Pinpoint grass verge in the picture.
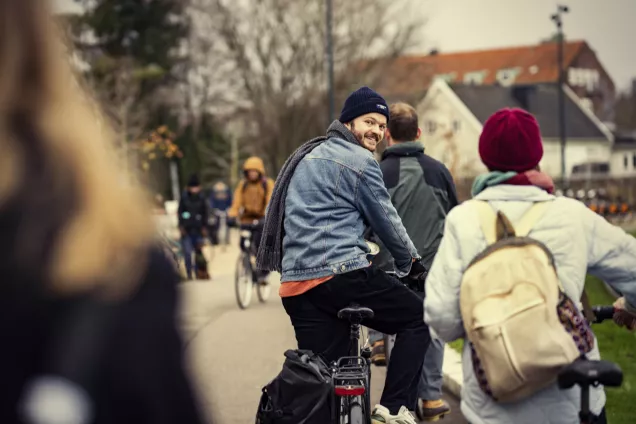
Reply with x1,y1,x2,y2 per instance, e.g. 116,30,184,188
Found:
585,275,635,423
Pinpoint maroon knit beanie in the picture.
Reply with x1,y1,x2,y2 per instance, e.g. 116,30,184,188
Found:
478,108,543,172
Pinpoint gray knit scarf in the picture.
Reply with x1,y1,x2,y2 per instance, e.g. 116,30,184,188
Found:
256,120,362,272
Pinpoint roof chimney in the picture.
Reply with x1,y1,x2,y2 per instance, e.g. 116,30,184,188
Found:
429,48,439,56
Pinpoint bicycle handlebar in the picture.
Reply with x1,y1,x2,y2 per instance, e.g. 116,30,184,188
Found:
239,220,264,231
592,306,615,324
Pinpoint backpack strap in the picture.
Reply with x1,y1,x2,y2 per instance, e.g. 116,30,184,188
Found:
262,179,269,210
580,289,596,324
473,200,498,245
514,201,551,237
474,200,551,244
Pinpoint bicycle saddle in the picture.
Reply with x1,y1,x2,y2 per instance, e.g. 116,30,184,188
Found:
337,305,374,322
557,359,623,389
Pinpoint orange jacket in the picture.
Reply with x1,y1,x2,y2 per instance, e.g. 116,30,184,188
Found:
228,157,275,223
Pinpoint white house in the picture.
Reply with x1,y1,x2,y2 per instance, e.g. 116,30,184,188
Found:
415,79,614,180
610,133,636,177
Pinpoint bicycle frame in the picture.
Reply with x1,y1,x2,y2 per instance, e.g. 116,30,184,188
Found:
239,226,260,281
575,306,617,424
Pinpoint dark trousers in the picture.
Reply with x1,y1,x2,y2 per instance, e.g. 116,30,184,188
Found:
181,232,203,278
249,225,269,281
282,266,430,414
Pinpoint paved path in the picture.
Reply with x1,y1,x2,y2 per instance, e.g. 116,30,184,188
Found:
177,242,467,423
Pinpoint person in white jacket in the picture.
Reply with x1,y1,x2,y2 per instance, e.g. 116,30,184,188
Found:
424,108,636,424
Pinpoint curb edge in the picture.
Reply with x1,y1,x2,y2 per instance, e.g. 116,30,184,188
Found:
442,345,463,399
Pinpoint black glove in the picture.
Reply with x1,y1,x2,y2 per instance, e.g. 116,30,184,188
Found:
227,217,238,228
408,260,428,281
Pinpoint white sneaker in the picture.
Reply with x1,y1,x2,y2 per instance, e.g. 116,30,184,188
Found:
371,404,417,424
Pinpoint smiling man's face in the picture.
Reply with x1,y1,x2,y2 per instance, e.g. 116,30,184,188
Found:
345,112,387,152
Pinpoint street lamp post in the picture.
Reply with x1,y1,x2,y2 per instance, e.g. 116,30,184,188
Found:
326,0,335,123
551,5,569,189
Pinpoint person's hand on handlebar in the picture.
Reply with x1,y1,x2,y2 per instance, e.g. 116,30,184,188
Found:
612,297,636,331
227,217,238,228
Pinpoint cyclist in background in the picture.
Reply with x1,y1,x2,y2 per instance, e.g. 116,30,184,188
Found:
209,181,232,246
228,156,274,284
368,103,457,421
178,174,210,280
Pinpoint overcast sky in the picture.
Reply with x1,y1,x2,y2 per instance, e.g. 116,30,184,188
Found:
53,0,635,91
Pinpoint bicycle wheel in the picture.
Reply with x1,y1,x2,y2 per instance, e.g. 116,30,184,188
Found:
364,373,372,424
235,253,253,309
348,398,365,424
257,279,271,303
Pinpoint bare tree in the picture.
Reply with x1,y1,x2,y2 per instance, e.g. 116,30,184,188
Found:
86,57,151,177
188,0,426,173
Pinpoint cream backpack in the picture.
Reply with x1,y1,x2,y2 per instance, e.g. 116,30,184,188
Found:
460,200,594,403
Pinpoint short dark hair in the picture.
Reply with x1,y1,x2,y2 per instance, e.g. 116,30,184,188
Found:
388,103,419,142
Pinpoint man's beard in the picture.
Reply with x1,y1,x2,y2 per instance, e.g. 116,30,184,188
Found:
350,122,380,151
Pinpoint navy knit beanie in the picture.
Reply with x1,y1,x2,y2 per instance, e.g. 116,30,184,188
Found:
339,87,389,124
187,173,200,187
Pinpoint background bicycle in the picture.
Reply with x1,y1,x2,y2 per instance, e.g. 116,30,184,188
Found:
235,220,271,309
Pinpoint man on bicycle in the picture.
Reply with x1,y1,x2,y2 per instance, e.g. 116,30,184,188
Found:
368,102,458,421
228,156,275,284
257,87,430,424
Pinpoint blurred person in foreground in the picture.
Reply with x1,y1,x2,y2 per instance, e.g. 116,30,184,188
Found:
0,2,206,424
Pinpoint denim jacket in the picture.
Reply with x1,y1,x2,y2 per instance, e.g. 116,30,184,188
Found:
281,123,420,282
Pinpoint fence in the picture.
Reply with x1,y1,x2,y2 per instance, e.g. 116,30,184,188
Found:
453,175,636,204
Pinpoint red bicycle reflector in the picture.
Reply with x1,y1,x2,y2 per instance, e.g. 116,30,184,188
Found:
334,385,366,396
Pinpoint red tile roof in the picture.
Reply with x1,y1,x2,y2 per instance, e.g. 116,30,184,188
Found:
372,40,587,97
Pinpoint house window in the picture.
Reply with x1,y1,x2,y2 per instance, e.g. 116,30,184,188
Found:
496,68,521,86
632,154,636,168
463,71,487,85
433,72,457,83
425,121,437,134
624,154,629,169
568,68,600,92
452,120,461,132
